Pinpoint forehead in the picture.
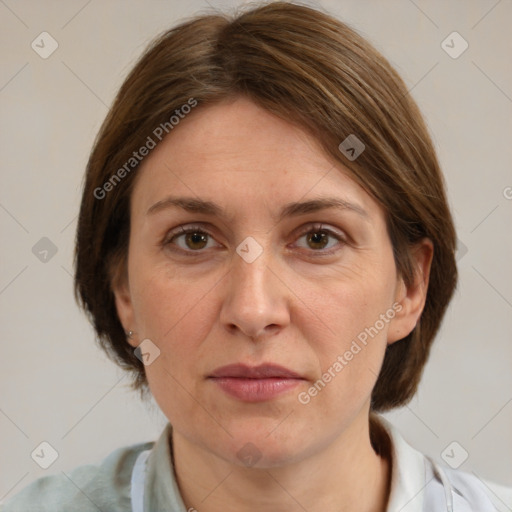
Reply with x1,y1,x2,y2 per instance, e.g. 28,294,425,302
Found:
131,97,382,220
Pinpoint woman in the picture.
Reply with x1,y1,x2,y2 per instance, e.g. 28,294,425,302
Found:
2,2,507,511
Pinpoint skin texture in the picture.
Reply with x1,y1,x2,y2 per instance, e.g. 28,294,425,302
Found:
114,96,432,512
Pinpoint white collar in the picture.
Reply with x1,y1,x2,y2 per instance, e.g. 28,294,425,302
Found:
133,418,501,511
134,419,430,512
377,416,428,511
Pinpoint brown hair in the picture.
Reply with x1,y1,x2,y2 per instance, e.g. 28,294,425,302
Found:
74,1,457,411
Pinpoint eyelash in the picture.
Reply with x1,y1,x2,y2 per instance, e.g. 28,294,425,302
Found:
163,223,347,257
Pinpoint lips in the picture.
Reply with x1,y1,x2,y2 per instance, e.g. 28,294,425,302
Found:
208,364,305,402
209,363,302,379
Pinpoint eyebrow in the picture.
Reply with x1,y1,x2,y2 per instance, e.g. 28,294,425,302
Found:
146,196,369,222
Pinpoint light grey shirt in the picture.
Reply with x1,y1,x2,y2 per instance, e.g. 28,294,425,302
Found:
1,416,509,511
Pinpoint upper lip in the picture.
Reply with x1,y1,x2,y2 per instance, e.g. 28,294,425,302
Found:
209,363,303,379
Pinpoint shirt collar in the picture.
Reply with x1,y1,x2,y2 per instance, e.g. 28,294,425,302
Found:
145,417,428,512
377,415,427,512
145,423,188,511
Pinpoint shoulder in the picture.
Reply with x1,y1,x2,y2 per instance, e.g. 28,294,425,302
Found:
427,463,512,512
374,415,512,511
0,440,154,512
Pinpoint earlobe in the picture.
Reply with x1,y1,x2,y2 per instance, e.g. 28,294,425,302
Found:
387,238,433,345
113,279,137,347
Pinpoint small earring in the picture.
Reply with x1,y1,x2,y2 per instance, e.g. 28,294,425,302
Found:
126,330,134,339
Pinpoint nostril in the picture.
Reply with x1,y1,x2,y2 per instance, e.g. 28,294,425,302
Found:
265,324,280,335
224,322,281,339
227,323,237,333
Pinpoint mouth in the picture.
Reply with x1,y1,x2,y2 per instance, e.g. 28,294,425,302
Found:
208,363,305,402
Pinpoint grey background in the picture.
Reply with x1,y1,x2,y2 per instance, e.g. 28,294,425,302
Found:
1,0,511,505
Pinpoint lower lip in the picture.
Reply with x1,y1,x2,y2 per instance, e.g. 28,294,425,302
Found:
209,377,302,402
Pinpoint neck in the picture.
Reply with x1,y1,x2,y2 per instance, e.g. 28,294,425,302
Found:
171,413,392,512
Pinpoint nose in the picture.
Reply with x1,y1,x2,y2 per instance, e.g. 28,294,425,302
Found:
219,247,291,340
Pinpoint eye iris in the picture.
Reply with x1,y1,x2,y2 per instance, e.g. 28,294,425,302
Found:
179,230,334,251
185,232,208,250
307,231,328,249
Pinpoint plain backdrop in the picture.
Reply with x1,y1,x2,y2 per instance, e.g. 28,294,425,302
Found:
1,0,511,505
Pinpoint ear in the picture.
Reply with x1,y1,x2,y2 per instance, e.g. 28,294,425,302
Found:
387,238,434,345
112,277,138,348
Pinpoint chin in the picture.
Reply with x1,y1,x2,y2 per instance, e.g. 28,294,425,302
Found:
214,422,313,469
225,440,302,469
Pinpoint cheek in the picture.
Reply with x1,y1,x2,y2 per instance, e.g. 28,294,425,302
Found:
129,261,221,389
133,270,222,428
130,258,219,341
296,260,395,347
293,264,396,402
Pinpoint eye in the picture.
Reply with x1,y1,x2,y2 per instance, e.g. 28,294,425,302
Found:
163,223,345,255
165,226,220,252
293,224,345,253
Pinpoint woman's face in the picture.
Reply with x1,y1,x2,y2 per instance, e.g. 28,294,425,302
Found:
115,96,428,467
